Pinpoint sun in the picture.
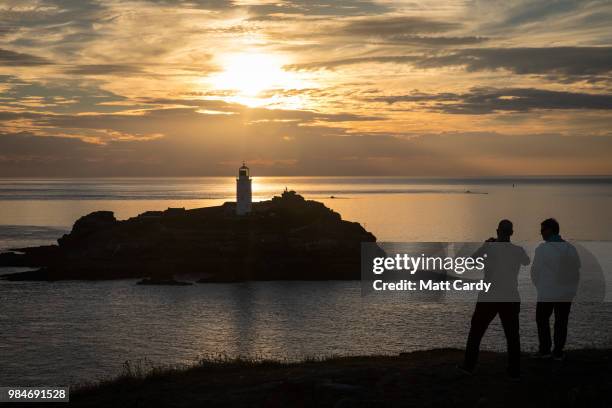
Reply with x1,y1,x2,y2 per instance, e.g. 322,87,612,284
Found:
207,52,307,107
213,53,282,96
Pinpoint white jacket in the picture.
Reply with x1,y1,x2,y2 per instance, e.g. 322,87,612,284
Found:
531,239,581,302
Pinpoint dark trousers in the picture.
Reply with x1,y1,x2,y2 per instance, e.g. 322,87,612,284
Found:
464,302,521,375
536,302,572,356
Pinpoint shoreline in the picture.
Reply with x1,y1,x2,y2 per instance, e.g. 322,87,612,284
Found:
62,348,612,407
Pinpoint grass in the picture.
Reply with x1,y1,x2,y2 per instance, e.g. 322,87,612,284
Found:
44,348,612,407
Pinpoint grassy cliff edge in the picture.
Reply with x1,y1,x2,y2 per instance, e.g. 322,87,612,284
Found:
57,348,612,407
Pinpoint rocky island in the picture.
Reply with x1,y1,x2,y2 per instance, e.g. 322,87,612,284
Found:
0,191,376,282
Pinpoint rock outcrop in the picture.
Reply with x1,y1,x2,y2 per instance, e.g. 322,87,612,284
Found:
0,191,376,281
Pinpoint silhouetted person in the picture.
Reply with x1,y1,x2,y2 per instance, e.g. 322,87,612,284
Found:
461,220,530,378
531,218,580,360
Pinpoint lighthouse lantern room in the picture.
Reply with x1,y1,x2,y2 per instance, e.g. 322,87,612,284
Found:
236,162,252,215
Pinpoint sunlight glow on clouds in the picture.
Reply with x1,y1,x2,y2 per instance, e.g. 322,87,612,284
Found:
0,0,611,176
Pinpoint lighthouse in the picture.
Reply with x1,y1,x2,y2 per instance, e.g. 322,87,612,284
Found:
236,162,252,215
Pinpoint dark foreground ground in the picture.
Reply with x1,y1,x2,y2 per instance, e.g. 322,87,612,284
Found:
18,349,612,407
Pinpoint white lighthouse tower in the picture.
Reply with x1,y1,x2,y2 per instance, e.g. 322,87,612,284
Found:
236,162,252,215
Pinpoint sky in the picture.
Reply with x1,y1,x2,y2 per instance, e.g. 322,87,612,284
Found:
0,0,611,176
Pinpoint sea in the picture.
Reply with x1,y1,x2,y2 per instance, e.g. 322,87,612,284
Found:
1,177,611,386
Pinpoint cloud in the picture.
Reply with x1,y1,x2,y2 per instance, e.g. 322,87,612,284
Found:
1,130,611,177
16,105,382,133
0,48,51,66
139,0,235,10
262,15,472,45
381,35,488,46
0,0,105,28
373,87,612,113
285,55,421,71
62,64,146,76
470,0,611,33
416,47,612,77
0,76,128,114
498,0,583,27
340,16,460,36
248,0,390,18
287,46,612,80
279,15,487,70
0,100,384,156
